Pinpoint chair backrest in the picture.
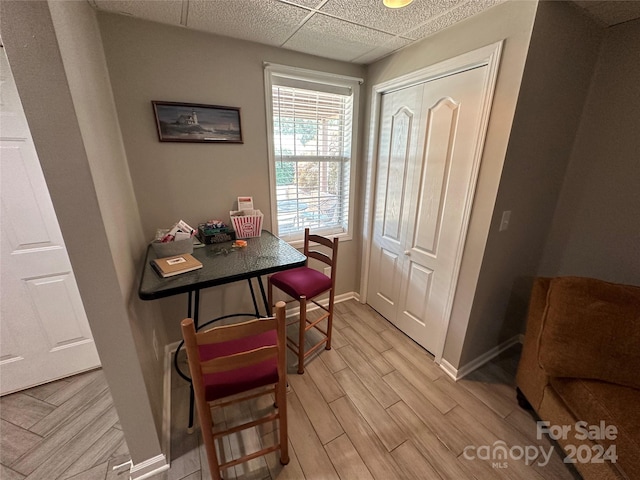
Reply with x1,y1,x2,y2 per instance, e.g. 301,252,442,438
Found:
181,302,287,386
303,228,339,280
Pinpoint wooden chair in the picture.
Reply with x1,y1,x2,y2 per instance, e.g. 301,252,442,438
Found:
180,302,289,480
268,228,338,374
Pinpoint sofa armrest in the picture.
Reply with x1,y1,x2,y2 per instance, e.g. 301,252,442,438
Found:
516,277,551,410
537,276,640,389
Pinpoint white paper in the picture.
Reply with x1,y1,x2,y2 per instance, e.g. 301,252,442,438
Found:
174,231,191,241
237,196,254,211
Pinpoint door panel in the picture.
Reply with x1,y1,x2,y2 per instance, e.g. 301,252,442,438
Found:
26,275,94,350
402,262,433,325
375,248,400,306
368,65,491,355
382,108,412,241
2,143,59,249
0,47,100,395
412,97,459,256
367,85,423,321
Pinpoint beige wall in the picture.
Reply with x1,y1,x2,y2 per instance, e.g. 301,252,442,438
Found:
97,12,366,340
365,0,538,369
1,0,164,468
539,17,640,285
458,1,604,367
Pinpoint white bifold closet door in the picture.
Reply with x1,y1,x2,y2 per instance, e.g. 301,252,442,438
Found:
368,64,490,356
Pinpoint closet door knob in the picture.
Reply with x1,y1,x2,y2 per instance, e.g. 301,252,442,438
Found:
404,250,411,256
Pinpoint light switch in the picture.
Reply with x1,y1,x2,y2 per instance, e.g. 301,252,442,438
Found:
499,210,511,232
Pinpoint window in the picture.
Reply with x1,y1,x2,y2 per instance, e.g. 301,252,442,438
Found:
265,64,361,243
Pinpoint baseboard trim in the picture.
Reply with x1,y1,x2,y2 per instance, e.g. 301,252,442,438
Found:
161,343,174,464
439,334,523,381
129,454,169,480
438,358,459,381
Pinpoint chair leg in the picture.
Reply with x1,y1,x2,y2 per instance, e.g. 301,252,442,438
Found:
276,379,289,465
298,296,306,374
326,290,335,350
198,402,222,480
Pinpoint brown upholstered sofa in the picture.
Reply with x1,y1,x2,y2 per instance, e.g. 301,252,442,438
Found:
516,276,640,480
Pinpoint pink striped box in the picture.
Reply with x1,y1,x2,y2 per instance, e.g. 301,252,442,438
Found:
229,210,263,238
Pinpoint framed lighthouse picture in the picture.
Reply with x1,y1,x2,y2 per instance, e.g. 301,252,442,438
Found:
151,101,243,143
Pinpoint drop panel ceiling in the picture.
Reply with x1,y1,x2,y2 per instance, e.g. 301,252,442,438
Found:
90,0,640,64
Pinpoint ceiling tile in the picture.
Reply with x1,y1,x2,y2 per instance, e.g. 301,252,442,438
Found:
283,13,409,62
187,0,311,46
94,0,183,25
320,0,465,35
405,0,504,40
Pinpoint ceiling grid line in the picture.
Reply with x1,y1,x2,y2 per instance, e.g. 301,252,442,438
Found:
279,8,322,48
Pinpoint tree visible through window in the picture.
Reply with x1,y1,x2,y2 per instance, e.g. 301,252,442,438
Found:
266,66,360,242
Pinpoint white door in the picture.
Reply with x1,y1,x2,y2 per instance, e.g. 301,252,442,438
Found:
367,83,424,323
0,47,100,396
368,65,491,355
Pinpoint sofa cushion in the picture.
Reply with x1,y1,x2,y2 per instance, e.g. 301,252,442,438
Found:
537,276,640,389
550,377,640,480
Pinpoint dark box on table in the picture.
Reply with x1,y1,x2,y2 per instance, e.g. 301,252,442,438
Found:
197,225,236,244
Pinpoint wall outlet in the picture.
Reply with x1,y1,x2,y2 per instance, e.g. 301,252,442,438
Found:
499,210,511,232
324,266,331,277
152,329,159,362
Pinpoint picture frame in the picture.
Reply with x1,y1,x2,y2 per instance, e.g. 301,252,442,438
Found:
151,101,243,143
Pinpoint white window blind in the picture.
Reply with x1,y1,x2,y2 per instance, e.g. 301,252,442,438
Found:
266,66,360,242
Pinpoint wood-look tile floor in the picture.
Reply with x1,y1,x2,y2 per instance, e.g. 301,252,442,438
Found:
163,300,580,480
0,368,131,480
0,299,580,480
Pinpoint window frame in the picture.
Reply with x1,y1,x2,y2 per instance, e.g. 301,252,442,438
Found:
264,63,362,246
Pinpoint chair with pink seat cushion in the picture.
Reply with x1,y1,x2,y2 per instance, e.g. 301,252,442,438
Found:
268,228,338,374
181,302,288,480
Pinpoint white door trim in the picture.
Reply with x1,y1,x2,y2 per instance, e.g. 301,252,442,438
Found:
360,41,503,363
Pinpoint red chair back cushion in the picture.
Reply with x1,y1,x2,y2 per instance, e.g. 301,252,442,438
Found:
198,330,278,401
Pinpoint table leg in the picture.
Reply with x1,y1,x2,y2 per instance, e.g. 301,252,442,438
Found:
257,276,269,316
186,289,201,431
187,384,195,434
247,278,260,317
193,290,200,329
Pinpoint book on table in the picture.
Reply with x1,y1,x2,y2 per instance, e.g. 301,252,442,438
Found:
152,253,203,278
